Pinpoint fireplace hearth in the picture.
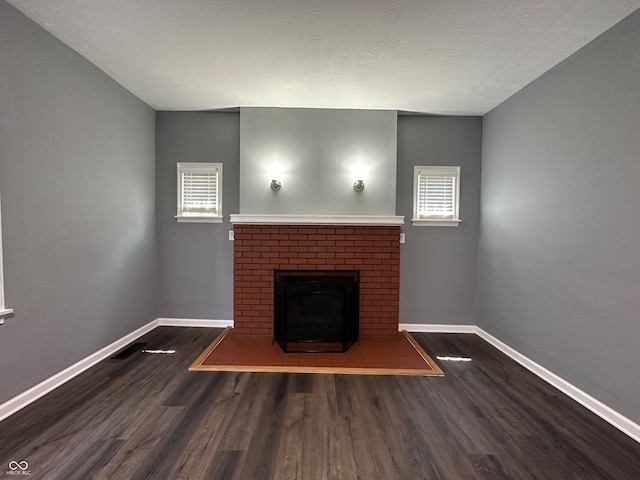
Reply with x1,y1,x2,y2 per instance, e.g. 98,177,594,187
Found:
274,270,359,352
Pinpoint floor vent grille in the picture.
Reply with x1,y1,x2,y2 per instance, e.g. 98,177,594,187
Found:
111,342,147,359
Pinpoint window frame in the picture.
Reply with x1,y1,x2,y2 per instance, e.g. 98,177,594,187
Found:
175,162,223,223
412,165,461,227
0,193,13,322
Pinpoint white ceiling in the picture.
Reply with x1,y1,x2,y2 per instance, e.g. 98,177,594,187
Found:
8,0,640,114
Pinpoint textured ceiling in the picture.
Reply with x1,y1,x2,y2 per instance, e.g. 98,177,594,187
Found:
7,0,640,114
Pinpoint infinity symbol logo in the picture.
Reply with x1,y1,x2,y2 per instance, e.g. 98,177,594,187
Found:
8,460,28,470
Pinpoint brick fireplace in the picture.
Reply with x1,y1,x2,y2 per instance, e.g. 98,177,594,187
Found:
232,222,401,337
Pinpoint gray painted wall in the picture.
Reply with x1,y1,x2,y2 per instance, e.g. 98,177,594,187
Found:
397,116,482,325
0,2,156,404
478,9,640,423
240,108,397,215
157,113,481,325
156,112,239,319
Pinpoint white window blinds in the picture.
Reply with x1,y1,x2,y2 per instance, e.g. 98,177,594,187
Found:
176,163,223,222
182,171,218,214
413,166,461,226
417,173,455,218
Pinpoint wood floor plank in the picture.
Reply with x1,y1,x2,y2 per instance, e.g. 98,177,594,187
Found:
234,373,290,479
132,374,227,480
170,374,253,479
96,406,185,479
1,327,639,479
272,391,306,479
58,438,123,480
200,450,243,480
303,375,360,480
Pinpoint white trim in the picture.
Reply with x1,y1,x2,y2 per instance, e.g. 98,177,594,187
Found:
175,216,224,223
412,165,461,226
399,323,476,333
156,318,234,328
476,327,640,444
2,318,638,444
0,318,159,423
229,214,405,226
0,192,11,321
411,219,461,227
0,317,233,422
177,162,223,222
398,322,640,443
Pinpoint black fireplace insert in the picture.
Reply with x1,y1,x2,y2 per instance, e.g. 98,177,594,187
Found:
274,270,359,352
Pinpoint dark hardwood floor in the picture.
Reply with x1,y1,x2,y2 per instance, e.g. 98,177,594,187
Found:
1,327,639,479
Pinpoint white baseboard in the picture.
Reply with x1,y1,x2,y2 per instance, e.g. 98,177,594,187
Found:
399,323,476,333
2,318,638,445
0,317,231,423
476,327,640,444
156,318,234,328
0,318,159,423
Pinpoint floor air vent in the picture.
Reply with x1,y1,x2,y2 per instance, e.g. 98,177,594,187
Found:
111,342,147,359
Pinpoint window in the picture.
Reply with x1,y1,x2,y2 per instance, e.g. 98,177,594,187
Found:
176,163,223,223
412,166,461,227
0,193,13,322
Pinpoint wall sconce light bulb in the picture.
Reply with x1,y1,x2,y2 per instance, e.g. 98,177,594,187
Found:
271,179,282,191
353,179,365,192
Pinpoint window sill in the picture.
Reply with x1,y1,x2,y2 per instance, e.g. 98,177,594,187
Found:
175,216,223,224
412,218,461,227
0,308,13,324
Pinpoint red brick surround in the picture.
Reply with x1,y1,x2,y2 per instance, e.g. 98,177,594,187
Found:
233,225,400,336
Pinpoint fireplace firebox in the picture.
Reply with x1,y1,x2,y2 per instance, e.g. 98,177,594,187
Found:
274,270,359,352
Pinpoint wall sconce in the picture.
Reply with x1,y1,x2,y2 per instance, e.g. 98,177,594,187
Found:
353,179,365,192
270,179,282,191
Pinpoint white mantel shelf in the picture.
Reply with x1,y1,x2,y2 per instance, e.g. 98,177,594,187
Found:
229,214,405,226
